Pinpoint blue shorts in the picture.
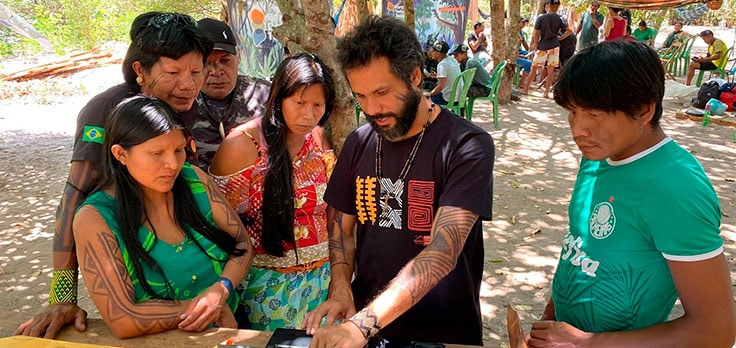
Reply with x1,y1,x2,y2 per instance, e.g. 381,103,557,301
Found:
516,57,532,73
431,93,448,106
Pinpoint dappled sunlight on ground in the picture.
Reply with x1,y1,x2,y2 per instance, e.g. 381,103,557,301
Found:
0,68,735,345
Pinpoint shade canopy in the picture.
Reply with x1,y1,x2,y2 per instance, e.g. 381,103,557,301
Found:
597,0,704,10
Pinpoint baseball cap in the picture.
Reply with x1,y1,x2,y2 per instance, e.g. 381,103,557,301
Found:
473,21,484,29
433,40,450,54
699,29,714,37
546,0,561,4
197,18,237,55
450,44,470,55
520,16,529,22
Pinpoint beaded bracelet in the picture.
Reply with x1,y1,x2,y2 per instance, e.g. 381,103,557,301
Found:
49,269,78,304
217,276,234,296
348,308,381,339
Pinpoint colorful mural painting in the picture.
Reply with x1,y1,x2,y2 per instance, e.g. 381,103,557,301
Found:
227,0,284,79
227,0,470,79
383,0,469,50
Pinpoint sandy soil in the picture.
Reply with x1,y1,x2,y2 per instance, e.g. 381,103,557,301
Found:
1,30,736,346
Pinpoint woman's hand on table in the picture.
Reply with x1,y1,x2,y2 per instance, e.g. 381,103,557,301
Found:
178,284,229,332
215,306,237,329
14,303,88,339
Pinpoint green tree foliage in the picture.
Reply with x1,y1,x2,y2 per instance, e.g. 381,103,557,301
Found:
0,0,221,57
698,5,736,27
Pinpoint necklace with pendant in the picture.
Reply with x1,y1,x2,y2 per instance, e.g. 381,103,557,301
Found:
201,94,235,140
375,102,435,207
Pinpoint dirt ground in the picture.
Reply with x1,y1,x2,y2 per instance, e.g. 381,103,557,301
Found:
1,29,736,346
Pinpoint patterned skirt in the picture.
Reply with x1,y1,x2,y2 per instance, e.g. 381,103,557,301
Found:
237,261,330,331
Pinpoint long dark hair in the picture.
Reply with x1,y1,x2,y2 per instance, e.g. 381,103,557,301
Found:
122,12,213,88
99,96,245,299
261,53,335,257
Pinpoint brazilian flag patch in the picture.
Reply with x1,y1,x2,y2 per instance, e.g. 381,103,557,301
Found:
82,126,105,144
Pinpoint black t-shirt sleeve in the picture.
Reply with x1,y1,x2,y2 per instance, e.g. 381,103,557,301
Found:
534,15,544,30
324,132,359,216
71,97,118,163
438,131,494,220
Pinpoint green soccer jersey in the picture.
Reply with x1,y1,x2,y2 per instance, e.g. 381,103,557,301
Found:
553,138,722,333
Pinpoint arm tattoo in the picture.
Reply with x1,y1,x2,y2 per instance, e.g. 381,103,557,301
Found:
392,206,478,304
203,176,249,264
80,231,182,335
328,210,350,267
53,161,99,267
53,161,98,252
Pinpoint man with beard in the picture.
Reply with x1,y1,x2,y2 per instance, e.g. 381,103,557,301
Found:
302,15,494,347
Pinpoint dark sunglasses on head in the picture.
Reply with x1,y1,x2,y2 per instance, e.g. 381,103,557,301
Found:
147,13,196,29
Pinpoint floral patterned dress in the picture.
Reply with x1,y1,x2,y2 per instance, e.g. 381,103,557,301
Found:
212,131,335,330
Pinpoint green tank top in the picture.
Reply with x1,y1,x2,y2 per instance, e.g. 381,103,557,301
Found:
80,163,238,311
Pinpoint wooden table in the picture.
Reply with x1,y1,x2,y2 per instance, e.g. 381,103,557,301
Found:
0,310,271,347
0,310,494,348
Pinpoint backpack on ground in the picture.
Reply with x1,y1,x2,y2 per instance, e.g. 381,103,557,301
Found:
692,80,721,109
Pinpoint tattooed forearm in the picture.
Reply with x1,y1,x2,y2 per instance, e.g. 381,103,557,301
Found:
203,176,249,264
326,207,357,297
392,206,478,304
53,161,99,267
79,230,183,337
328,210,350,267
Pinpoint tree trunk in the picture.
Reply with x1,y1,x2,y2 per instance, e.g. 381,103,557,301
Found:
272,0,306,55
267,0,356,154
535,0,546,15
491,0,506,66
467,0,479,24
301,0,355,154
499,0,521,104
490,0,506,67
336,0,361,37
356,0,370,18
403,0,414,30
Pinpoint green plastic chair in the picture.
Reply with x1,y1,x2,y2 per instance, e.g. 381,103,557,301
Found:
445,67,476,118
467,61,506,128
674,35,696,76
696,46,733,87
660,40,684,80
512,65,523,87
725,59,736,83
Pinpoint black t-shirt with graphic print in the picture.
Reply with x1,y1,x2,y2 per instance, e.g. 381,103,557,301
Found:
325,109,494,345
